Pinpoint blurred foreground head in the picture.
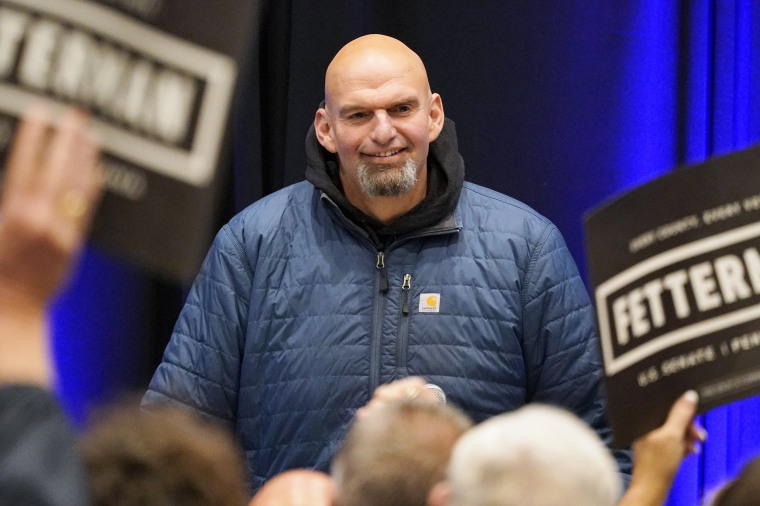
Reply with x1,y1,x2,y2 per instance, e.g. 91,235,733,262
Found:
332,398,473,506
80,402,248,506
711,455,760,506
440,404,621,506
248,469,333,506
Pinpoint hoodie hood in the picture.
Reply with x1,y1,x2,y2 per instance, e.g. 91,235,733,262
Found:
304,118,465,243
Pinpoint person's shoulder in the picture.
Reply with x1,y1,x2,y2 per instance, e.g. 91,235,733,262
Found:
239,181,313,214
229,181,314,225
459,181,552,227
207,181,315,249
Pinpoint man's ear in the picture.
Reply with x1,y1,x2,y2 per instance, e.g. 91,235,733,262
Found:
427,481,452,506
427,93,445,142
314,108,337,153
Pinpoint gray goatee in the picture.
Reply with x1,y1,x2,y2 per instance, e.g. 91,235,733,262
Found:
357,158,418,197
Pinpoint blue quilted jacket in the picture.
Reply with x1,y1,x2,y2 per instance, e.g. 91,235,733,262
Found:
144,124,631,490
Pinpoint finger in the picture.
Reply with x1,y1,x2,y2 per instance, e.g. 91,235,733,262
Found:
3,105,50,199
683,422,707,457
68,116,100,192
42,109,102,247
374,377,426,401
687,422,707,443
356,398,383,420
664,390,699,432
401,378,428,400
67,125,103,229
39,108,90,199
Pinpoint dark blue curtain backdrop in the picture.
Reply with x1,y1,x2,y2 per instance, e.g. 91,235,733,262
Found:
49,2,760,503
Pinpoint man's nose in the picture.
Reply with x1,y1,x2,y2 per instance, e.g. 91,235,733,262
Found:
370,112,396,144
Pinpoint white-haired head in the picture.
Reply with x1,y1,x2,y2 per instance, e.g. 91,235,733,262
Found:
445,404,622,506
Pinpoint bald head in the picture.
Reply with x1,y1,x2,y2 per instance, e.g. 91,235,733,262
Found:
249,470,333,506
313,34,444,224
332,399,472,506
324,34,432,110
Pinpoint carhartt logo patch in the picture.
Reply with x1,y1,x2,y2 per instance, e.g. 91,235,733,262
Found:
419,293,440,313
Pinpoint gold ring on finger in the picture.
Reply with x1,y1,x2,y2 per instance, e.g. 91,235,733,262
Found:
59,189,88,221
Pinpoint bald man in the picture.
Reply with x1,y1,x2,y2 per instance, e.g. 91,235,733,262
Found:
248,469,333,506
145,34,632,492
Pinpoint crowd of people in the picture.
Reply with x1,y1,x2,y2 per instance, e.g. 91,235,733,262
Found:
1,34,759,506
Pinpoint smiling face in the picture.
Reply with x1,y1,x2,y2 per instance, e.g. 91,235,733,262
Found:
314,35,444,221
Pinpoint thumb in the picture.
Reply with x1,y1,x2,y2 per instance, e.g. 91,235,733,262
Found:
664,390,699,432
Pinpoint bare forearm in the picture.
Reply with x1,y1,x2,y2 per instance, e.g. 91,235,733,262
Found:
0,300,52,388
0,107,101,389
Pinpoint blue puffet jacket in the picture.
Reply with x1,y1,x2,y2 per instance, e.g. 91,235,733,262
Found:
144,120,632,490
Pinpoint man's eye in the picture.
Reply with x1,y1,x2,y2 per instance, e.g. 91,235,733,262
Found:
394,105,412,113
348,112,367,120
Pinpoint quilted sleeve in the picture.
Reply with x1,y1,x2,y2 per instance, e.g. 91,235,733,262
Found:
142,223,253,427
521,224,633,483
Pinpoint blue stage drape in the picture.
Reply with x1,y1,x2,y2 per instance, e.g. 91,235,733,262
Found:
614,1,760,504
51,247,151,426
687,1,760,504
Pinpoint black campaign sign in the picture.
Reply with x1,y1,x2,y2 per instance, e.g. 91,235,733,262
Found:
0,0,258,280
585,144,760,446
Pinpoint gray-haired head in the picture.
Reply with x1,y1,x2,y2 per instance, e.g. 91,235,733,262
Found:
445,404,622,506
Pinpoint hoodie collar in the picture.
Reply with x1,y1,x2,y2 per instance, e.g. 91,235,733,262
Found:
305,118,465,244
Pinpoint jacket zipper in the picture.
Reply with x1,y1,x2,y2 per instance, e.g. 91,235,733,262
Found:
370,251,387,394
317,194,459,395
376,252,388,293
397,273,412,371
401,273,412,315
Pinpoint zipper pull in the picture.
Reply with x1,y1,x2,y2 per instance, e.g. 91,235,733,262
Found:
377,252,388,293
402,273,412,315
